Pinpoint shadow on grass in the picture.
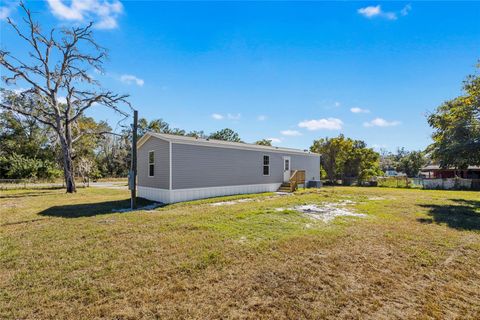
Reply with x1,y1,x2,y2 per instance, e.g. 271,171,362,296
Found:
418,199,480,231
38,197,155,218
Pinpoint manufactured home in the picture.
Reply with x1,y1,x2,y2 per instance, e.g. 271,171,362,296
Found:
137,132,321,203
420,165,480,179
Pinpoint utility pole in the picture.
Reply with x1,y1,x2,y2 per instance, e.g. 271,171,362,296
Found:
131,110,138,209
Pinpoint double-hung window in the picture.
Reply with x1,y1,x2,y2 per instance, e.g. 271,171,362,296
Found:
148,151,155,177
263,155,270,176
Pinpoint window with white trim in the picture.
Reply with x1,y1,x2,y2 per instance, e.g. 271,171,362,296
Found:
148,151,155,177
263,155,270,176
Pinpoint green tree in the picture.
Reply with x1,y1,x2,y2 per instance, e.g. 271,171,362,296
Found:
0,111,54,161
255,139,272,146
395,150,427,177
357,148,383,181
73,117,111,159
0,153,61,180
185,130,207,139
379,147,428,177
138,118,171,137
427,67,480,168
209,128,242,142
68,116,114,180
137,117,189,138
0,110,62,180
310,135,381,183
310,135,350,183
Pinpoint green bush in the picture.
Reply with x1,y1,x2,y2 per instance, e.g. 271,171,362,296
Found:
0,153,62,181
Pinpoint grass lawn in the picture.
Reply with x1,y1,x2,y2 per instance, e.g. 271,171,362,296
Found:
1,187,479,319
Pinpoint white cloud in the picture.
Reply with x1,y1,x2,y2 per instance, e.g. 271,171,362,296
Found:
210,113,241,120
227,113,241,120
400,4,412,16
358,5,381,18
267,137,282,143
47,0,83,20
57,96,67,104
383,12,397,20
350,107,370,114
257,115,267,121
334,101,341,107
357,5,397,20
46,0,123,30
95,16,117,29
298,118,343,131
281,130,302,137
363,118,400,127
211,113,224,120
0,6,11,20
120,74,144,86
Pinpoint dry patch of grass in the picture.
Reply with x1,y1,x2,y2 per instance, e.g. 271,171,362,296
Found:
1,187,479,319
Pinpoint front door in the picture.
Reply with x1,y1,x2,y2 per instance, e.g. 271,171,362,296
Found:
283,156,291,182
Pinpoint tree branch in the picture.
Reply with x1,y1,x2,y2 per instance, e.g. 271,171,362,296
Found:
0,102,57,130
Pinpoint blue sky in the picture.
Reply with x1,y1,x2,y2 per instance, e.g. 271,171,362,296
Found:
1,1,479,151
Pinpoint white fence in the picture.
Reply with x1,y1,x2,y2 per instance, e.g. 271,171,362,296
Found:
377,177,479,190
413,178,479,190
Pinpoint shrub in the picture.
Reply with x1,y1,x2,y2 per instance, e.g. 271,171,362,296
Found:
0,153,62,181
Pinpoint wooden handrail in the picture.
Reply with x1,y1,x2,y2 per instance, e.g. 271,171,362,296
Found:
289,170,306,192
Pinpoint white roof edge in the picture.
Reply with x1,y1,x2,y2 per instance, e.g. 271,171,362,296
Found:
136,132,152,148
138,132,321,157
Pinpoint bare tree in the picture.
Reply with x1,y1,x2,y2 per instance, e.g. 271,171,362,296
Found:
0,3,130,192
77,157,94,187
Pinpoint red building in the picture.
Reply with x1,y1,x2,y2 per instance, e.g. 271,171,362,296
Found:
420,165,480,179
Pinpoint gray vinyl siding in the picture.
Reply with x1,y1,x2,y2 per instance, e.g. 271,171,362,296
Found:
172,143,320,190
137,137,170,189
289,154,321,182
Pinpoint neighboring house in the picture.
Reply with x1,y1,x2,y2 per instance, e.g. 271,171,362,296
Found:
137,132,321,203
420,165,480,179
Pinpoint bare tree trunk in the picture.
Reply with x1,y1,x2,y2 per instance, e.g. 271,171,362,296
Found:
59,129,76,193
60,144,76,193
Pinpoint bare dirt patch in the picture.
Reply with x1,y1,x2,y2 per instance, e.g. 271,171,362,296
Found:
277,200,366,223
210,198,255,206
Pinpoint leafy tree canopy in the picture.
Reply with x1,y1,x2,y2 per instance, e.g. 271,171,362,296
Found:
310,134,382,183
0,110,54,161
208,128,242,142
255,139,272,146
379,148,428,177
427,67,480,168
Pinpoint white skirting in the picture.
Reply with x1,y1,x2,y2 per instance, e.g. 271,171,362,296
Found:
137,183,282,204
137,186,171,203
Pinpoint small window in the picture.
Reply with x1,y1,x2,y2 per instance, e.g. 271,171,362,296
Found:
263,155,270,176
284,159,290,171
148,151,155,177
